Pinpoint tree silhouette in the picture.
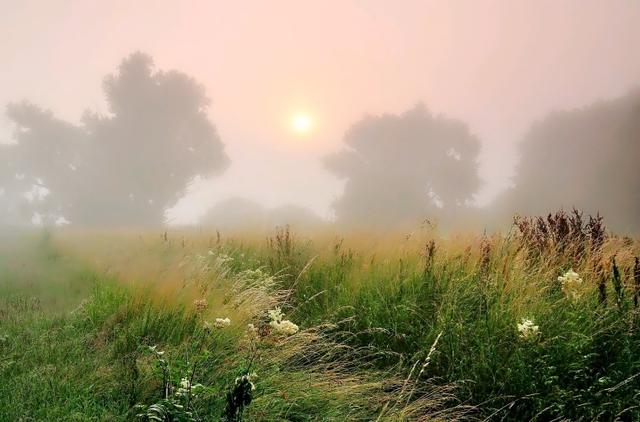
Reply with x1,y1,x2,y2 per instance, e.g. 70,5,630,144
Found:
495,89,640,233
325,104,482,227
0,52,228,226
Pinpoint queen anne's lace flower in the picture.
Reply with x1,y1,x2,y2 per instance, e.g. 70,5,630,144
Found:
271,319,299,335
267,307,299,335
517,318,539,339
558,269,582,285
268,307,284,323
558,269,583,299
214,317,231,328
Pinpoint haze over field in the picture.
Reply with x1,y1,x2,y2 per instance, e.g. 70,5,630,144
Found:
3,4,640,420
1,0,639,231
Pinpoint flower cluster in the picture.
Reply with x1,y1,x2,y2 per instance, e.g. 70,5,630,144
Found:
215,317,231,328
268,307,299,335
203,317,232,330
267,307,284,323
558,269,583,299
193,298,208,312
274,320,299,335
517,318,539,339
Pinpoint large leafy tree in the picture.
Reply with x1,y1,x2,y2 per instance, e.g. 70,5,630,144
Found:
325,104,482,227
0,52,228,226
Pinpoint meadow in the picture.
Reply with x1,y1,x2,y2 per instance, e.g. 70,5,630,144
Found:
1,211,639,421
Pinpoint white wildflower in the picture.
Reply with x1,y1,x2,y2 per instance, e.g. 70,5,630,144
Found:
268,307,284,323
558,269,583,299
247,323,257,333
214,317,231,328
517,318,539,339
558,269,583,286
268,307,299,335
271,319,299,335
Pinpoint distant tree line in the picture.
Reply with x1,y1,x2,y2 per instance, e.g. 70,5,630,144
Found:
1,52,638,233
493,89,640,233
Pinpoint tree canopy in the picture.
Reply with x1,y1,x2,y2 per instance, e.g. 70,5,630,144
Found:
0,52,228,226
495,89,640,233
324,104,482,228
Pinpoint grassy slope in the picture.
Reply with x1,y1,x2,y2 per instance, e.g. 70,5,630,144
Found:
1,228,639,420
208,228,640,420
0,231,450,421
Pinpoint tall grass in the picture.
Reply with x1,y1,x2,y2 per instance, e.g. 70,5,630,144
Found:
0,228,460,421
1,217,639,420
152,220,638,420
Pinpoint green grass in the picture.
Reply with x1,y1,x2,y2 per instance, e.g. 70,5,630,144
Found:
214,228,640,420
1,227,639,420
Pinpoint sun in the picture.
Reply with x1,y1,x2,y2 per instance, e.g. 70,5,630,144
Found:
290,112,314,135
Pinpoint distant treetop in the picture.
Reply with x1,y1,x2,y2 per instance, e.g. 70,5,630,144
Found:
0,52,228,227
325,104,482,228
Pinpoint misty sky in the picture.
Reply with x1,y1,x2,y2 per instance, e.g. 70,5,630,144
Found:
1,0,639,224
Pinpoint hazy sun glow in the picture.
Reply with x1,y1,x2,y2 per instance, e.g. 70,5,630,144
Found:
290,112,313,135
